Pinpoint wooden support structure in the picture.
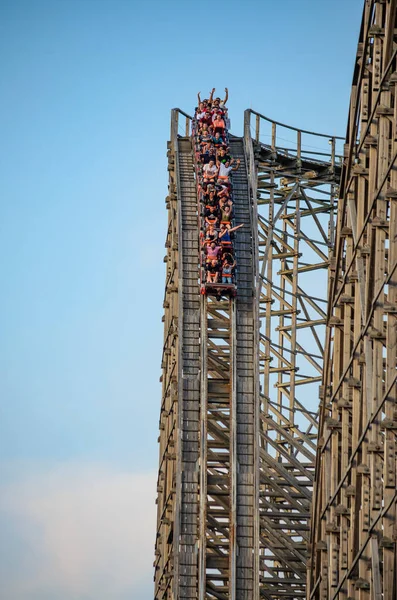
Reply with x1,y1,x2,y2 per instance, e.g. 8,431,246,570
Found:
154,111,259,599
154,35,397,592
155,104,345,598
309,2,397,599
244,109,343,600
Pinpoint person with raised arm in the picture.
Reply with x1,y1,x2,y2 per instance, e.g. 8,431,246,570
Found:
218,223,244,246
217,158,241,183
198,89,215,107
222,87,228,107
217,182,232,200
219,195,233,212
222,257,236,284
212,87,229,109
220,204,233,225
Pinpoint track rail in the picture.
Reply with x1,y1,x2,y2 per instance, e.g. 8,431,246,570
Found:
175,135,201,599
155,110,258,600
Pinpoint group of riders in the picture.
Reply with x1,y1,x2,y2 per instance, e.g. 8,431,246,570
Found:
192,88,243,291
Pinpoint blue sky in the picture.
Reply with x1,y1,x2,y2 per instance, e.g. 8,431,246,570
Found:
0,0,362,598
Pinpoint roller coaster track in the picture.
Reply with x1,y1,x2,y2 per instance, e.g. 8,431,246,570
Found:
154,105,342,600
155,4,397,594
155,115,259,600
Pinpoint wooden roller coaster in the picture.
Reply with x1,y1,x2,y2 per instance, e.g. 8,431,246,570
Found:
154,2,397,598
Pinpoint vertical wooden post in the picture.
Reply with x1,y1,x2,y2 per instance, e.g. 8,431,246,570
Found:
309,3,397,598
255,113,260,142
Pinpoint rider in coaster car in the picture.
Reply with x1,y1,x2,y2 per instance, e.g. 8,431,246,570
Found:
220,204,233,224
203,160,218,183
205,190,218,208
196,104,207,121
217,158,240,183
206,241,222,263
212,132,226,148
211,107,224,122
205,207,219,229
201,109,213,129
212,88,228,110
204,202,220,218
218,196,233,212
222,257,236,284
219,222,244,245
199,129,213,148
199,181,215,198
217,146,231,164
205,182,216,195
212,113,226,135
206,259,220,284
198,121,210,136
201,145,217,164
204,224,218,245
217,182,232,199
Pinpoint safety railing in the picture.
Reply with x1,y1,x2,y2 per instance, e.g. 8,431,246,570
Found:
170,108,192,148
244,108,344,164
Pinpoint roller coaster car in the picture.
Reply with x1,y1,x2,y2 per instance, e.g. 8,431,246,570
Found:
201,283,237,298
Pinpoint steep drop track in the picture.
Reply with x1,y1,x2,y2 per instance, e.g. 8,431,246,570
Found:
155,112,258,600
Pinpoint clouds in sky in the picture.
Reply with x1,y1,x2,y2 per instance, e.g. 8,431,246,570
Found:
0,462,156,600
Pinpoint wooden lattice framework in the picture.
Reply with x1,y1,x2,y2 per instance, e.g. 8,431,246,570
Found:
154,93,373,598
153,5,397,600
244,111,343,599
309,2,397,598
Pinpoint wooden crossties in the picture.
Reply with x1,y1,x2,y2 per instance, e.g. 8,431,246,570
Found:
155,111,258,599
200,296,235,599
244,110,343,599
309,2,397,599
199,138,259,600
